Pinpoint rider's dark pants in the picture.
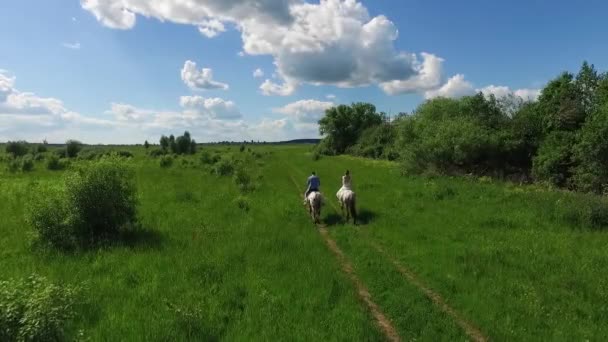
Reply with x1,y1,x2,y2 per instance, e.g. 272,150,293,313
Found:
305,188,319,198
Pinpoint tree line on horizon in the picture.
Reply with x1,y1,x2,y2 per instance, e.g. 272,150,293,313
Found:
316,61,608,195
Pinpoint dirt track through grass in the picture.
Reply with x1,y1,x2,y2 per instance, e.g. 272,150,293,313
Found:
370,241,488,342
289,161,486,342
286,170,401,342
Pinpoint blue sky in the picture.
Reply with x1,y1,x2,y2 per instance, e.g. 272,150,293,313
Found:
1,0,607,143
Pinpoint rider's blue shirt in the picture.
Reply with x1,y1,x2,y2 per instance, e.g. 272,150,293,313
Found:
307,175,320,190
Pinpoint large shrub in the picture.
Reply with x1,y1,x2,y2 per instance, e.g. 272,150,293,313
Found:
159,155,173,168
65,140,82,158
5,155,35,173
20,155,34,172
349,123,397,159
5,141,29,158
0,275,80,341
532,131,576,187
46,155,69,171
571,104,608,193
318,102,385,154
213,158,235,176
28,156,138,249
233,168,253,193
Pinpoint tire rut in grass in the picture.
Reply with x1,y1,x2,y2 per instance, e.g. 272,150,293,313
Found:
285,170,400,342
370,242,488,342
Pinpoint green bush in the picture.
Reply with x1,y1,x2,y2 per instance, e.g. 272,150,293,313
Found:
233,168,253,193
35,144,48,153
78,149,101,161
532,131,576,187
65,140,82,158
54,149,67,158
148,148,167,157
0,274,80,341
6,159,21,173
33,153,45,162
159,155,173,168
20,155,34,172
115,150,133,158
199,151,213,164
47,155,69,171
311,151,321,161
557,196,608,230
5,156,34,173
28,156,138,249
5,141,29,158
239,144,245,152
233,196,250,212
571,104,608,193
214,158,235,176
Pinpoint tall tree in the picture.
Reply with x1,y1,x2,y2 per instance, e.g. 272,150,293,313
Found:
318,102,384,154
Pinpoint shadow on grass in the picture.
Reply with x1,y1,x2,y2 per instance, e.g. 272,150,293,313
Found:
356,209,377,225
119,226,164,250
324,213,343,226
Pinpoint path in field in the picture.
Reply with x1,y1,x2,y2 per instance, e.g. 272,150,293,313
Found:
370,242,488,342
285,170,401,342
286,157,488,342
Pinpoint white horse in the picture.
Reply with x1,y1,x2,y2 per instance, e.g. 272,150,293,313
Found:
337,188,357,224
306,191,323,224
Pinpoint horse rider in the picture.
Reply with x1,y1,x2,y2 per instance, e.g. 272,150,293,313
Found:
303,171,321,205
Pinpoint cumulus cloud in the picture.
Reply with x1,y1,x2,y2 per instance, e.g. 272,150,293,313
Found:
198,19,226,37
179,95,242,119
0,68,317,143
82,0,456,95
62,42,81,50
81,0,136,29
273,99,333,123
253,68,264,78
0,70,116,141
477,85,541,101
181,60,229,90
380,53,444,95
260,78,297,96
424,74,475,99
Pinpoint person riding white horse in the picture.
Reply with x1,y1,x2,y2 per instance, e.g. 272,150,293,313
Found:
303,171,321,204
304,171,323,223
337,170,357,223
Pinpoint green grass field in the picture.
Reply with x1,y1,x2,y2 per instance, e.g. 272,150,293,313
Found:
1,144,607,341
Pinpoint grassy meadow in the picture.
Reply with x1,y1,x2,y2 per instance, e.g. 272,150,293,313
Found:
1,144,607,341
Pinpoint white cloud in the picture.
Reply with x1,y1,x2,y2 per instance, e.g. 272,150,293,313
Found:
0,70,117,141
424,74,475,99
82,0,454,95
477,85,541,102
380,53,444,95
513,88,541,101
0,72,15,103
237,51,245,57
326,94,336,99
62,42,81,50
0,69,318,143
180,60,229,90
81,0,136,29
253,68,264,78
273,99,333,123
198,19,226,38
260,78,297,96
179,95,242,119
